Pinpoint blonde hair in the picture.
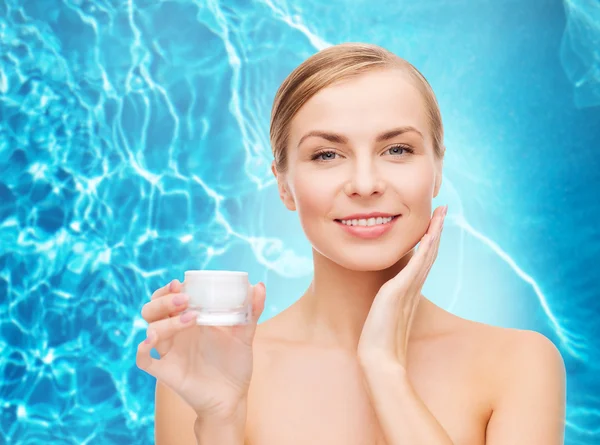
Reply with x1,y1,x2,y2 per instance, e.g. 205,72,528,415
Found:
269,43,445,174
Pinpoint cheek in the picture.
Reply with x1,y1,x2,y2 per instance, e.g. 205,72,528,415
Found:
290,172,335,220
389,164,436,231
390,163,435,201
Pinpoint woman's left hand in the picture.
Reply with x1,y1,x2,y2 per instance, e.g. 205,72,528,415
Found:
357,205,447,370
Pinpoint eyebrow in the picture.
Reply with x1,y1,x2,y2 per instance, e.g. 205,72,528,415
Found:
297,126,424,148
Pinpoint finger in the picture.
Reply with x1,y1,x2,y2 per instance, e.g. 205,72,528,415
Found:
361,209,446,359
383,206,445,296
251,283,267,324
425,206,446,236
136,329,183,385
151,279,182,301
141,292,190,323
136,329,160,375
147,309,199,345
410,207,446,291
429,213,444,263
242,283,267,343
382,233,432,298
434,205,446,235
421,206,446,279
407,234,438,295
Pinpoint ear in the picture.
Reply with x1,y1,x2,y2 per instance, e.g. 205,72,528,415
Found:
271,161,296,211
433,154,444,198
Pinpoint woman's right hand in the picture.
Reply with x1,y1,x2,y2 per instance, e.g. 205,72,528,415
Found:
136,279,266,420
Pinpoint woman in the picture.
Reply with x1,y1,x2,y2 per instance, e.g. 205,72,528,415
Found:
136,43,566,445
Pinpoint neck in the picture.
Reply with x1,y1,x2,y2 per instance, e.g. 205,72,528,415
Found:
297,248,421,351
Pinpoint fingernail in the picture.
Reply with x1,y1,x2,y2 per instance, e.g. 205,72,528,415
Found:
172,293,188,306
444,205,449,216
145,330,154,344
180,311,197,323
429,234,436,246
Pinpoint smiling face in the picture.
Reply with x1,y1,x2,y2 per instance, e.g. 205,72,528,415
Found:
273,68,443,271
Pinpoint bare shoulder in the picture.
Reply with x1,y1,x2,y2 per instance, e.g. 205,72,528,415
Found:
427,299,561,360
436,308,566,441
458,319,566,442
252,311,303,364
253,303,307,349
479,323,566,403
491,326,565,374
443,310,565,383
463,318,564,378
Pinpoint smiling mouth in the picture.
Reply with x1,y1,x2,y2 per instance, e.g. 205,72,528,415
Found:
334,214,401,227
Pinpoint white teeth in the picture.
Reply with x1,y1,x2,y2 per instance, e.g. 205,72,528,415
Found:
340,216,394,226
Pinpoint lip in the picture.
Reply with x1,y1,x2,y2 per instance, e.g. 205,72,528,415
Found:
334,214,401,240
336,212,398,221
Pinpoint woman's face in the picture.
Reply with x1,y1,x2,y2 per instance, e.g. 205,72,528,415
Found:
274,68,443,271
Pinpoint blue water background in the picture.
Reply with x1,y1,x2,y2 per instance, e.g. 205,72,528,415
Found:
1,0,599,443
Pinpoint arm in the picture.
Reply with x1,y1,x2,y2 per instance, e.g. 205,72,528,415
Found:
360,358,454,445
357,206,452,444
485,331,566,445
155,381,198,444
156,381,248,445
193,399,247,445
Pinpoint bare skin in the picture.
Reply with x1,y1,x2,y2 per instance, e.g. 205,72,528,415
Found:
155,295,564,445
247,298,492,445
149,66,566,444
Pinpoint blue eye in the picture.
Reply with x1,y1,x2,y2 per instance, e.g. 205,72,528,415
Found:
311,145,413,162
312,150,338,161
386,144,413,156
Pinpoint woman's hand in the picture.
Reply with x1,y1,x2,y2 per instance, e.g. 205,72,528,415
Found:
136,279,266,420
357,205,447,369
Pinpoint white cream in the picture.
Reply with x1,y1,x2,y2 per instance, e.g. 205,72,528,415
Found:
182,270,251,326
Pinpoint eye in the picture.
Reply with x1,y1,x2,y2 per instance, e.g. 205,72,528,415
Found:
385,144,414,156
311,150,338,162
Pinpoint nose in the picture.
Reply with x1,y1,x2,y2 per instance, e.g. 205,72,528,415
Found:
343,157,386,197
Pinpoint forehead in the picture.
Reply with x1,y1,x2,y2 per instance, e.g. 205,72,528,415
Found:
290,69,430,144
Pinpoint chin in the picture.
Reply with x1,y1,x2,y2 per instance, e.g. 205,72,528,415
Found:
321,245,414,272
306,222,423,272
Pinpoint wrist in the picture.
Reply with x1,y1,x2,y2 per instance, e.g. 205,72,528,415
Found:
359,355,408,383
194,400,247,445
